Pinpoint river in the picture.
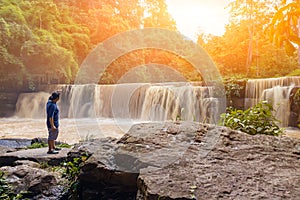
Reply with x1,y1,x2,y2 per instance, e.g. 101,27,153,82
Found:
0,117,147,144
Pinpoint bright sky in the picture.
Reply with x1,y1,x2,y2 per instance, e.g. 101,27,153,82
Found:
166,0,230,40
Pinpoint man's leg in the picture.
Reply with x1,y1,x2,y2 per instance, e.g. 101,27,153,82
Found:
48,129,59,153
48,140,55,151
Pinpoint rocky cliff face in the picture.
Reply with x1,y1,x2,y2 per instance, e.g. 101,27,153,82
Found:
1,122,300,199
0,92,18,117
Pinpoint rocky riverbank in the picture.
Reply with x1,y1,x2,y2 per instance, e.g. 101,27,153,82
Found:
1,122,300,199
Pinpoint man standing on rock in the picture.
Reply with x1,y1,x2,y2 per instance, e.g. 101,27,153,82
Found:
46,92,61,154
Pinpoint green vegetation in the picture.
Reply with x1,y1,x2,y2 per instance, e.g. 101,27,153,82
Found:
27,142,71,149
62,153,89,199
220,101,283,136
57,143,72,148
288,69,300,76
268,1,300,57
292,88,300,129
0,151,88,199
293,89,300,105
0,170,23,199
0,0,182,89
189,185,197,199
198,0,298,79
1,0,299,88
223,77,245,106
27,142,48,149
0,170,13,199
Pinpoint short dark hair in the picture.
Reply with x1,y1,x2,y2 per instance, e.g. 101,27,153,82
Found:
50,92,60,100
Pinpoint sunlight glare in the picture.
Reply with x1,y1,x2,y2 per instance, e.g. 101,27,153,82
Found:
166,0,230,40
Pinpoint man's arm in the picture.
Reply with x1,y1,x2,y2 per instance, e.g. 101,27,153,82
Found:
49,117,57,130
48,104,57,130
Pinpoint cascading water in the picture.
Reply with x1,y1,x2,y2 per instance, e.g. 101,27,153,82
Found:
140,85,219,123
8,83,223,143
244,76,300,127
14,83,221,123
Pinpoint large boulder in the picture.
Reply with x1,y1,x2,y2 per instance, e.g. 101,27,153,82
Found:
137,126,300,199
69,137,139,199
71,122,300,199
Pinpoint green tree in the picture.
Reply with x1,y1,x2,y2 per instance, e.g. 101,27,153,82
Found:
143,0,177,30
268,0,300,67
198,0,298,78
0,0,179,88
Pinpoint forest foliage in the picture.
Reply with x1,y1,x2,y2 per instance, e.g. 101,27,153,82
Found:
198,0,299,79
0,0,299,89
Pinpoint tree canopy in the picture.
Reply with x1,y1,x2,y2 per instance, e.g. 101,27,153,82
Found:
198,0,298,79
0,0,182,89
1,0,299,90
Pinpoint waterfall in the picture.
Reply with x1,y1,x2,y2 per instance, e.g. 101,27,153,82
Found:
262,86,294,126
245,76,300,127
14,83,222,123
15,92,50,118
140,85,219,123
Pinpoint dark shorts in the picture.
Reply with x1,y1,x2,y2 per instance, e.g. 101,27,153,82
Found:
48,128,59,140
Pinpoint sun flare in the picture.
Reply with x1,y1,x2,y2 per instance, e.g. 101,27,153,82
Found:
166,0,230,40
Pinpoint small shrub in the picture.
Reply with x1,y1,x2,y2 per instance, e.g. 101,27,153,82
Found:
61,152,89,199
27,142,71,149
27,142,48,149
0,170,23,199
223,78,245,106
56,143,72,148
220,101,283,136
225,82,244,98
287,69,300,76
39,162,49,169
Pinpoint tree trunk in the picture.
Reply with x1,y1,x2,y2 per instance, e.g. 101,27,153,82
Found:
246,0,253,75
298,17,300,68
